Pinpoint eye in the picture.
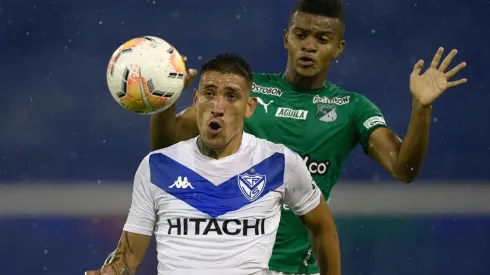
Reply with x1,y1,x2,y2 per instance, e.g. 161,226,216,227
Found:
227,93,238,101
318,37,328,44
295,32,306,39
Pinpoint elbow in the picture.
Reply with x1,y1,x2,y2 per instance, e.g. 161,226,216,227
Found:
391,164,419,184
392,168,417,184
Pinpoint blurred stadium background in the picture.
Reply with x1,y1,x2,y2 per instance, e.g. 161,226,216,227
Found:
1,0,489,274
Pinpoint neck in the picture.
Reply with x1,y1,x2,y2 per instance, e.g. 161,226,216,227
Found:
197,131,243,160
284,64,328,89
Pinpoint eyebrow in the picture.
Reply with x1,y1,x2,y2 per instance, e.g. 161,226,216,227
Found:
292,26,334,36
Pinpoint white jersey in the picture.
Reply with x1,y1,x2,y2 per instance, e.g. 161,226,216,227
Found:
123,133,321,275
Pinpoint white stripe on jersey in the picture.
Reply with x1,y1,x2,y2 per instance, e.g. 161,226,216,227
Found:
123,133,321,275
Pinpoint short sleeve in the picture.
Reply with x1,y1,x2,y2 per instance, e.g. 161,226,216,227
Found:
123,156,157,236
283,149,321,216
353,94,388,153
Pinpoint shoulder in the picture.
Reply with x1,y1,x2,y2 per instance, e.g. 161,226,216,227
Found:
243,133,302,165
252,72,281,82
147,138,196,162
327,83,377,106
251,73,285,97
318,83,382,120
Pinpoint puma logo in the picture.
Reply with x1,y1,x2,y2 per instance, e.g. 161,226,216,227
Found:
257,98,273,113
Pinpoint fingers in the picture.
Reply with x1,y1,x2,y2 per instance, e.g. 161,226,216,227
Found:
85,270,101,275
430,47,444,69
188,68,197,78
412,59,424,76
445,61,467,79
447,78,468,89
439,49,458,72
184,68,198,90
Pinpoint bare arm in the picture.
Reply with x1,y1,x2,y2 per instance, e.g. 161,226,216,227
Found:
86,231,151,275
299,196,341,275
149,67,199,151
367,48,466,183
150,103,199,150
367,101,431,183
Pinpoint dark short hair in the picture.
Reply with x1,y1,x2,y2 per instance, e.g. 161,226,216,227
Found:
200,53,253,86
290,0,345,34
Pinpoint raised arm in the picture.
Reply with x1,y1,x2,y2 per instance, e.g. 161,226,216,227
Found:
149,66,199,151
299,196,341,275
365,47,467,183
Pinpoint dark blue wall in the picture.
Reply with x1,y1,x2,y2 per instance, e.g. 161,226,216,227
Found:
1,0,489,182
1,216,489,275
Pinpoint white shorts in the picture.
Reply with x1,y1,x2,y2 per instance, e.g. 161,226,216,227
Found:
264,271,319,275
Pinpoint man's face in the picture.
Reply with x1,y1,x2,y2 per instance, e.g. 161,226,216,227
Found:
284,11,345,78
194,71,257,150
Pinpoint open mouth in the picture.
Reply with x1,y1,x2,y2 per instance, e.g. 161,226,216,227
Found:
208,121,222,134
298,56,315,66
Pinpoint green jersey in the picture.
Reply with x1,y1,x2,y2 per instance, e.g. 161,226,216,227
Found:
243,73,388,274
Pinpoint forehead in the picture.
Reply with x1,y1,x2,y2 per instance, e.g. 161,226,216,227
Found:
199,71,248,89
289,11,342,34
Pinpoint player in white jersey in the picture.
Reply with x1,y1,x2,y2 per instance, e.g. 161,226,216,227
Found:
85,53,340,275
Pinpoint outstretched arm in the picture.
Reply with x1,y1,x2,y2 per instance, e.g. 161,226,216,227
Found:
299,196,341,275
367,47,467,183
150,65,199,151
150,104,199,150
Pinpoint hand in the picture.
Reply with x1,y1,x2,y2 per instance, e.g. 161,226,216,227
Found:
410,47,467,107
182,55,197,90
85,265,114,275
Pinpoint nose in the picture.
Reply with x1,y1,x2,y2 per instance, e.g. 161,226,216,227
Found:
211,95,225,117
301,36,317,53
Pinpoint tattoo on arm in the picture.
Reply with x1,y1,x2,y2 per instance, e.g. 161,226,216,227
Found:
106,232,137,275
124,231,134,254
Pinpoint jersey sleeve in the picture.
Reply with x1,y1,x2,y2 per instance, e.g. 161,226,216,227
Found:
353,94,389,154
123,156,156,236
283,149,321,216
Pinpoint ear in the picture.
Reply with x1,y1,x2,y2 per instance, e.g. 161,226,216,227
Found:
192,88,198,105
245,97,258,119
333,40,346,59
283,29,289,49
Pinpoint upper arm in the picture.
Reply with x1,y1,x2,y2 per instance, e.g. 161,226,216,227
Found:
123,156,157,236
150,104,199,151
366,127,402,174
175,104,200,141
298,195,336,235
353,94,389,153
352,95,402,171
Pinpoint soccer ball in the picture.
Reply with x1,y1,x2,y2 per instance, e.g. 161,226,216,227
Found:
106,36,186,114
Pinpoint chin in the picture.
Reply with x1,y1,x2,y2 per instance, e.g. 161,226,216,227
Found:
295,67,320,78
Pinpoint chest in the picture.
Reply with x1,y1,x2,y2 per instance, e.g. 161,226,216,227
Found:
149,152,287,220
245,93,357,153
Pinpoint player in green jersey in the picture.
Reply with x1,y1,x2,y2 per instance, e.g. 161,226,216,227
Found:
148,0,468,274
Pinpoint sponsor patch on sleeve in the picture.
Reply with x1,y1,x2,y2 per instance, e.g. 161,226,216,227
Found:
363,116,386,129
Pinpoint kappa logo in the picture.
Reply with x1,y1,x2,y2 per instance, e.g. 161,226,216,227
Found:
312,95,350,105
252,83,283,97
257,98,274,113
316,103,337,122
237,170,266,202
169,176,194,189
